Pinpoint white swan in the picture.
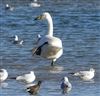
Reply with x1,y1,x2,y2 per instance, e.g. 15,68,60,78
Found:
16,71,36,83
0,69,8,82
33,12,63,66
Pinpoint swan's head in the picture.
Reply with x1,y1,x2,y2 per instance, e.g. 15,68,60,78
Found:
35,12,51,20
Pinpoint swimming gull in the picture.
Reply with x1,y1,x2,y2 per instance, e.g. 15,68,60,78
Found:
5,4,14,11
30,0,41,7
61,76,72,94
0,69,8,82
70,68,95,81
13,35,23,45
16,71,36,83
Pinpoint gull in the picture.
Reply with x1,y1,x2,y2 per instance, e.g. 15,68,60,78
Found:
13,35,23,45
33,12,63,66
37,34,41,42
16,71,36,83
13,35,18,44
70,68,95,81
19,40,24,45
27,81,42,95
30,0,41,7
61,77,72,94
35,34,41,44
32,34,41,53
0,69,8,82
5,4,14,11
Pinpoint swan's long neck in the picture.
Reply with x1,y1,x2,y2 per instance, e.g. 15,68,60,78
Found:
46,15,53,36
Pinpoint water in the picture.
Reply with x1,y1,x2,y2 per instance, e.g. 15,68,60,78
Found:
0,0,100,96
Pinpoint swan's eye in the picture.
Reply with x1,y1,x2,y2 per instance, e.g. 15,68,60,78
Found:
34,15,43,20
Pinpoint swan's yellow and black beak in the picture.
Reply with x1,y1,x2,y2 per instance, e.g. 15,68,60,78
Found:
34,15,43,20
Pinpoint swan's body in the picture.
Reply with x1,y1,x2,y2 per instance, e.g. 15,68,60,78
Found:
61,77,72,94
16,71,36,83
0,69,8,82
71,68,95,81
33,12,63,66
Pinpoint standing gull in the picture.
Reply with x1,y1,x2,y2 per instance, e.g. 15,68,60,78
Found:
0,69,8,82
33,12,63,66
16,71,36,83
70,68,95,81
61,77,72,94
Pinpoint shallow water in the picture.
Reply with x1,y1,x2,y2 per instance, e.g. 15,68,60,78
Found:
0,0,100,96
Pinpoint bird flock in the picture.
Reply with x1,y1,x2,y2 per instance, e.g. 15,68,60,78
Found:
1,2,97,95
0,67,95,95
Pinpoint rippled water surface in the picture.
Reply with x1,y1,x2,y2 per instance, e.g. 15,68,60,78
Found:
0,0,100,96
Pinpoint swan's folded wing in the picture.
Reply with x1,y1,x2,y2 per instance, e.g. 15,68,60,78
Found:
32,42,48,55
41,45,62,58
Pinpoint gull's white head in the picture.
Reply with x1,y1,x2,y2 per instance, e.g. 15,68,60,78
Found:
90,68,95,72
63,77,69,82
6,4,9,7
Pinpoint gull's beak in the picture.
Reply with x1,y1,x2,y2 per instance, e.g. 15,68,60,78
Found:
34,15,43,20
